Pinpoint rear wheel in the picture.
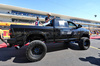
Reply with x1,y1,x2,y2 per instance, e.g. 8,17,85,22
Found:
78,37,90,50
26,40,47,62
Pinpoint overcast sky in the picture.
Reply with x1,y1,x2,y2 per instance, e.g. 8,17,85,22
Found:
0,0,100,21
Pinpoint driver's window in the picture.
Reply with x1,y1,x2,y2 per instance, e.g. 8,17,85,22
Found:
68,22,76,28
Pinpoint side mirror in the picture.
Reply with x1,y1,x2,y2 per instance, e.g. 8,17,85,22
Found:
78,24,82,28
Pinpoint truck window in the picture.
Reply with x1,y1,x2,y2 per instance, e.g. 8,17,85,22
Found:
68,22,77,28
55,19,68,27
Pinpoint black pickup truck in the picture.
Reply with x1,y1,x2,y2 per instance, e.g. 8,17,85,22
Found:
7,18,90,62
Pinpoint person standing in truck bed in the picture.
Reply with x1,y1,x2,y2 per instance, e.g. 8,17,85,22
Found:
45,13,52,23
35,17,40,26
43,13,55,26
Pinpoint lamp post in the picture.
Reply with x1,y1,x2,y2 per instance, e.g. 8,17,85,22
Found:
94,15,97,18
94,15,97,35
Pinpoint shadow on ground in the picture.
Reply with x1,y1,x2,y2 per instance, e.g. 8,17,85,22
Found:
0,42,80,63
79,53,100,66
0,46,30,63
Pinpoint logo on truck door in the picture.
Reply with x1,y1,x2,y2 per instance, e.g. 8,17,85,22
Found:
61,31,72,35
67,31,72,34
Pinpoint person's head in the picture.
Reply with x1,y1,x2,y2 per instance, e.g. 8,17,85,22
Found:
37,17,39,21
47,13,51,17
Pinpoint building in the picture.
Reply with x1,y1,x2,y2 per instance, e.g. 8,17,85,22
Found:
0,4,100,31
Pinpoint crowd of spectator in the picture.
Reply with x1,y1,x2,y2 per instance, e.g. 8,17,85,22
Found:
90,30,100,35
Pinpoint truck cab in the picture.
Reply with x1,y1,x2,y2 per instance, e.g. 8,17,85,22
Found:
43,18,89,42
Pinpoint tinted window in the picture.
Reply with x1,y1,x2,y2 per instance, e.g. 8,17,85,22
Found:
68,22,76,28
55,19,68,27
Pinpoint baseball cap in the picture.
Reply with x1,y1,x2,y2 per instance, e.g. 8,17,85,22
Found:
47,13,52,16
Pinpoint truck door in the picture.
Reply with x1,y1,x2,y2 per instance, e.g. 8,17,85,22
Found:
67,21,81,40
54,19,70,41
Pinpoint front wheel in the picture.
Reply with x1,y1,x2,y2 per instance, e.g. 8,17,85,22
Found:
26,40,47,62
78,37,90,50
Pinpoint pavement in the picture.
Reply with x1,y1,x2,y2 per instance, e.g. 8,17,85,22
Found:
0,37,100,66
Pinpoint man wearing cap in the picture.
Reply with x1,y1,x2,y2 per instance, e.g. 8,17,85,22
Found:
45,13,52,23
43,13,55,26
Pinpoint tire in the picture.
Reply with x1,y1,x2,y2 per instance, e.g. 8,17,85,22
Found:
78,37,90,50
26,40,47,62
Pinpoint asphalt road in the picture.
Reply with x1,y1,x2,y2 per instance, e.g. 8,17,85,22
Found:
0,39,100,66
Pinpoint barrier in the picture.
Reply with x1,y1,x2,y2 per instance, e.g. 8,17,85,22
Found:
3,30,10,39
0,22,34,26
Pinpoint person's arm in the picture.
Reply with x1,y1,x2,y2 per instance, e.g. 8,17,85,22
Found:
45,16,56,23
1,33,3,38
43,21,51,26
